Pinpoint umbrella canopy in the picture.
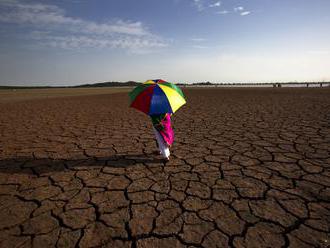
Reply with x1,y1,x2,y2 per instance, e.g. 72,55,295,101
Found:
129,79,186,115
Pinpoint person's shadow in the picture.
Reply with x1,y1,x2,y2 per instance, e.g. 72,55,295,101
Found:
0,153,165,175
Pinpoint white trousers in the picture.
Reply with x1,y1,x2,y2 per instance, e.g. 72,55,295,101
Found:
153,127,170,159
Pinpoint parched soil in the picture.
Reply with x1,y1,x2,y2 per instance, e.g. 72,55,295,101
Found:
0,87,131,102
0,88,329,248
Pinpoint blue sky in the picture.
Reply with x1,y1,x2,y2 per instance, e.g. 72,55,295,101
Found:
0,0,330,86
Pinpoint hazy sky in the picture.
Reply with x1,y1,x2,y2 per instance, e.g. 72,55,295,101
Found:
0,0,330,86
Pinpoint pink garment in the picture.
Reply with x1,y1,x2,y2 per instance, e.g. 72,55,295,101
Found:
159,114,174,146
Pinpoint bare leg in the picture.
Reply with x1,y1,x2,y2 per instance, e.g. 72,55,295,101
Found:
152,127,170,160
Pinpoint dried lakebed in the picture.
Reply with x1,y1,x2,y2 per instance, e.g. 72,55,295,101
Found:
0,88,329,247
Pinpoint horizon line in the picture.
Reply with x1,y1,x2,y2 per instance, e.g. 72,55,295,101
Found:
1,81,330,89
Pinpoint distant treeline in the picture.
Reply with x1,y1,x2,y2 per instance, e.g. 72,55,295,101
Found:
0,85,54,89
73,81,141,88
188,81,330,86
0,81,141,89
1,80,330,89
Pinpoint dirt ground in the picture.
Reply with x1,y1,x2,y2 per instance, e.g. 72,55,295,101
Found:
0,87,329,247
0,87,131,102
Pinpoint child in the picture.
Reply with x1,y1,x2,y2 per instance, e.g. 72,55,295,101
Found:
150,113,174,161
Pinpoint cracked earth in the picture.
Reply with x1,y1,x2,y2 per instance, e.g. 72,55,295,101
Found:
0,88,330,247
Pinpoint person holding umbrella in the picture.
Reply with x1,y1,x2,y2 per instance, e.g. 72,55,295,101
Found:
129,79,186,161
150,113,173,161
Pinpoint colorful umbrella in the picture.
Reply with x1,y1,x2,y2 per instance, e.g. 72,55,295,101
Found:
129,79,186,115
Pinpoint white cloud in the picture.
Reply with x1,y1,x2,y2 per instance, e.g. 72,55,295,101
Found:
240,11,251,16
30,32,167,52
233,6,251,16
0,0,147,35
192,0,223,12
0,0,168,52
209,1,221,8
191,38,206,42
216,10,229,14
234,6,244,12
192,0,204,11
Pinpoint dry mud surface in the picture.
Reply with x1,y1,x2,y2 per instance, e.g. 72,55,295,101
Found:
0,88,330,248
